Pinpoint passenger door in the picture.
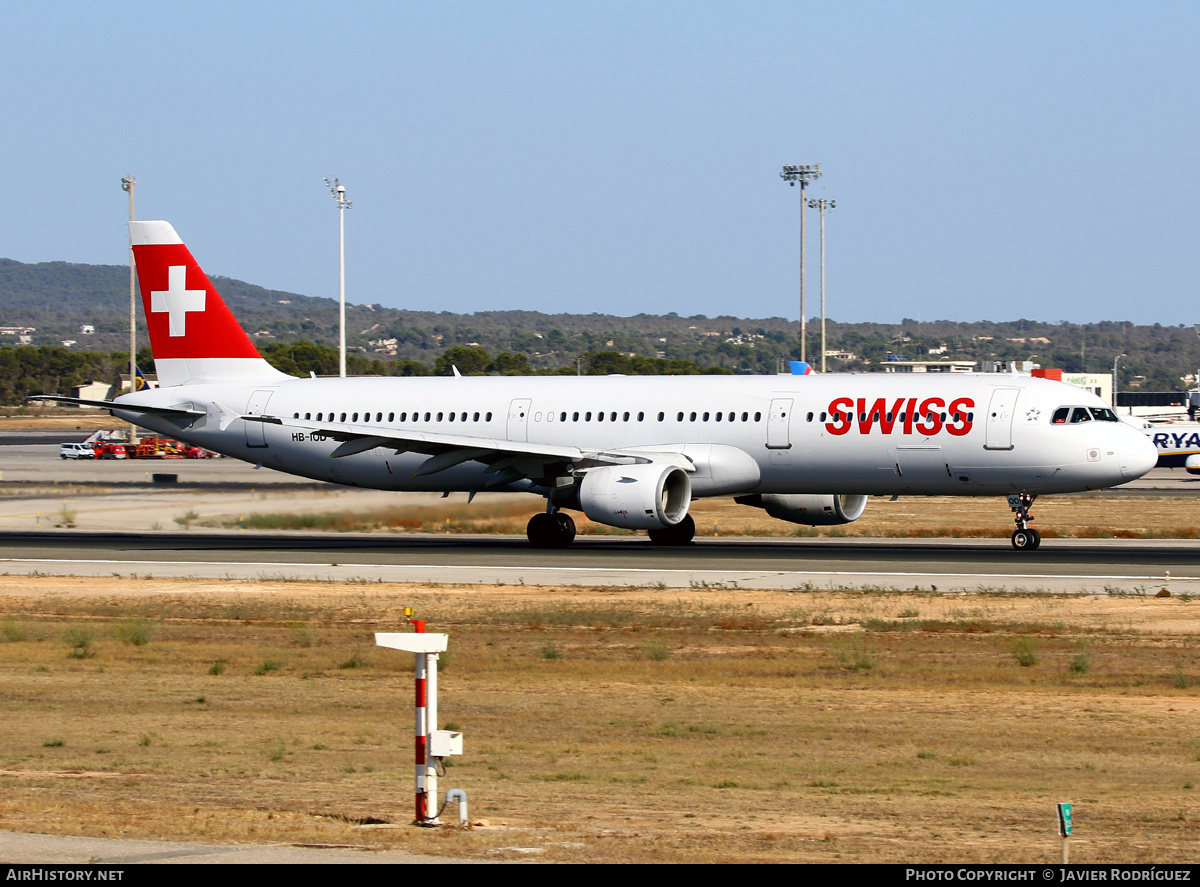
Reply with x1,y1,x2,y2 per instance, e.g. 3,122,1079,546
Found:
244,389,274,448
984,387,1019,451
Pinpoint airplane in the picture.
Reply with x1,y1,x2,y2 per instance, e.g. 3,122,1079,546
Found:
1140,420,1200,474
31,220,1159,551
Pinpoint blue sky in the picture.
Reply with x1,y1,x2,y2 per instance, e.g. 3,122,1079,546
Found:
1,1,1196,324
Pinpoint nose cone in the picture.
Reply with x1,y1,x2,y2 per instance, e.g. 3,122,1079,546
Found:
1119,428,1159,480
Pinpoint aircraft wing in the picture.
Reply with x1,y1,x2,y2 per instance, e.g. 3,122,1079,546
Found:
26,395,205,419
248,413,693,484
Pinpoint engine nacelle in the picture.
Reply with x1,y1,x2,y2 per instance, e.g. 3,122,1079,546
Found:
578,463,692,530
1186,454,1200,476
739,493,868,526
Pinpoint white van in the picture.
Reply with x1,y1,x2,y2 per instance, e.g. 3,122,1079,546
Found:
59,442,95,460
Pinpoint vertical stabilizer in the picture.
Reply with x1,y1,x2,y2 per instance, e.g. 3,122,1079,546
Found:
129,221,289,387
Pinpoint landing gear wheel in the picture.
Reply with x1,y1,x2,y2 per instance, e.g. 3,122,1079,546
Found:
1012,529,1035,551
648,514,696,546
552,512,576,546
1028,528,1041,550
527,512,576,549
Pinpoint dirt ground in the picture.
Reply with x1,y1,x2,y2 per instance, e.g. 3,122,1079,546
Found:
1,575,1198,864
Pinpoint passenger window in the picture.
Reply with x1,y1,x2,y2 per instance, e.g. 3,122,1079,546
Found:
657,412,664,421
340,412,347,422
474,412,480,422
388,412,394,422
690,412,697,422
486,412,492,421
597,412,604,422
586,412,592,421
703,412,709,422
754,412,761,422
448,412,455,422
437,412,444,422
610,411,617,421
424,412,431,422
625,412,632,422
742,412,749,422
573,412,580,422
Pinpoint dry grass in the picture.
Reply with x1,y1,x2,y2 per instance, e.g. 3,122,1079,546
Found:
0,576,1198,863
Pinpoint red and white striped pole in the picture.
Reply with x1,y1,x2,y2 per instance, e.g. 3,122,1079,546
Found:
376,616,450,826
411,616,428,823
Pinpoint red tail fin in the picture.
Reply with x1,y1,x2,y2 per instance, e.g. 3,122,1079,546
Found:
130,221,287,387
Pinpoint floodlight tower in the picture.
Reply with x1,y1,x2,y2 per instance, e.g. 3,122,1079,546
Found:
807,197,835,372
120,175,140,446
121,176,136,390
325,177,353,377
1112,353,1126,408
780,164,822,363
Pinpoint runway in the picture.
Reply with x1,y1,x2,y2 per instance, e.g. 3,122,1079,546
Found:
1,529,1195,593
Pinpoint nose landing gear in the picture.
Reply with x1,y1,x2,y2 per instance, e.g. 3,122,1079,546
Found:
1008,493,1041,551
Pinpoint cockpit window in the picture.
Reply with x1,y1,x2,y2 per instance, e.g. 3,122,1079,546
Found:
1089,407,1118,422
1052,407,1070,424
1069,407,1092,423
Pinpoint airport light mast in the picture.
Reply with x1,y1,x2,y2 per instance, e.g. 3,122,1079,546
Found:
325,177,353,378
1113,353,1126,408
121,175,139,445
780,164,822,364
121,175,136,389
807,197,835,373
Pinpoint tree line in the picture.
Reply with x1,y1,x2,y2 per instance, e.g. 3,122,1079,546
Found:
1,341,730,404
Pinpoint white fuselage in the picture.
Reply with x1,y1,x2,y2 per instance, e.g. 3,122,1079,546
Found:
114,372,1157,499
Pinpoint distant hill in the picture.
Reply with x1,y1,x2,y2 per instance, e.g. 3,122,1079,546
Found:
1,257,1197,388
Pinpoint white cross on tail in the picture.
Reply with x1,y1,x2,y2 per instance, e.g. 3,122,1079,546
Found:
151,265,206,337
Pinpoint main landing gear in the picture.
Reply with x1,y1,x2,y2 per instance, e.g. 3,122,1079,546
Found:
1008,492,1041,551
648,514,696,546
526,511,699,547
527,510,577,549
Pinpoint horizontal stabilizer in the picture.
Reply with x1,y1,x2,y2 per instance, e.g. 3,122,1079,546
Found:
26,395,203,418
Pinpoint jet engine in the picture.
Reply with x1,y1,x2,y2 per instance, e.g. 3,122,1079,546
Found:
578,463,692,530
735,493,868,526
